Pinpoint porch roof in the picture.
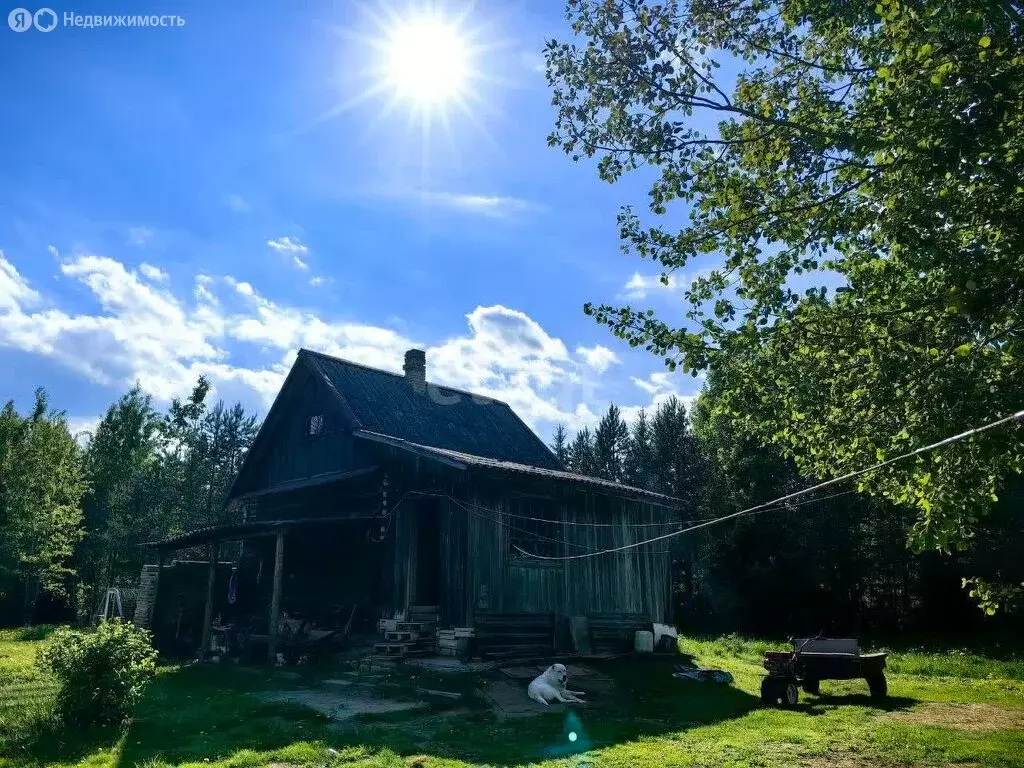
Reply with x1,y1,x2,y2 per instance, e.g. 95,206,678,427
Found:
354,430,681,507
141,514,378,552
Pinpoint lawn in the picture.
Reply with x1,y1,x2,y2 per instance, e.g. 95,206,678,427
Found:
1,628,1022,768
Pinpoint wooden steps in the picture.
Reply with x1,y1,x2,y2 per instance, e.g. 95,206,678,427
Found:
372,642,431,657
436,627,476,657
475,612,554,660
374,606,440,659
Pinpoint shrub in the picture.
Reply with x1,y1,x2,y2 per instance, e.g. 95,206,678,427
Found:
36,619,157,726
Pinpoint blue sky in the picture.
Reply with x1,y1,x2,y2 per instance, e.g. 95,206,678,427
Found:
0,0,705,440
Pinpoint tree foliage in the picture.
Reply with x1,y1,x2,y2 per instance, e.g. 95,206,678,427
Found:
547,0,1024,553
37,619,157,726
78,378,260,611
0,378,260,624
0,390,86,616
557,392,1024,631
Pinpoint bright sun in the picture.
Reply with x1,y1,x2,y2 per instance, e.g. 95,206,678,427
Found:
385,15,470,107
317,5,494,142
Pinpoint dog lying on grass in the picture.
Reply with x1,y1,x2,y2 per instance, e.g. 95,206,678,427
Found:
527,663,587,706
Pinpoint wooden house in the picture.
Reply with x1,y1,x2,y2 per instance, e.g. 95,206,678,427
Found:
144,348,680,660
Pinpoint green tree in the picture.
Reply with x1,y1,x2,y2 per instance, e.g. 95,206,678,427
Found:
593,403,630,481
567,427,599,476
624,408,655,489
649,396,704,504
0,390,87,620
79,386,163,607
548,0,1024,555
80,379,259,611
550,423,570,466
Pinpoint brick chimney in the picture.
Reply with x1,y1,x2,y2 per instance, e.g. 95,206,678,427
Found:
403,348,426,391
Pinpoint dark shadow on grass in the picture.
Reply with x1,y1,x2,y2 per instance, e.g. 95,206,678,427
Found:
9,625,59,642
797,693,918,715
1,656,746,768
325,659,758,766
0,657,757,768
0,713,124,767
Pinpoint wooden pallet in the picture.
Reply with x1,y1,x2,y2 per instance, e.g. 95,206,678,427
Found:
385,631,423,642
373,641,435,657
475,612,555,660
587,613,653,655
396,621,432,632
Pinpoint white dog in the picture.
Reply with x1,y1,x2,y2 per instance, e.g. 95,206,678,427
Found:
527,663,587,706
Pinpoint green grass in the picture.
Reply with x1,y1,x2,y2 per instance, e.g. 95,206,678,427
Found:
1,630,1022,768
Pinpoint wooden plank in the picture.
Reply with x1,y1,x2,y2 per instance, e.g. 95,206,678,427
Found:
199,543,218,661
266,529,286,663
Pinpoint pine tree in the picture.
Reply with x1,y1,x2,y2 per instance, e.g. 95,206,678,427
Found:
550,423,570,467
623,408,654,489
567,428,598,476
593,404,629,482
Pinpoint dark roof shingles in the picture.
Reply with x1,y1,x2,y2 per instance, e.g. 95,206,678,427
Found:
302,349,561,470
353,430,679,505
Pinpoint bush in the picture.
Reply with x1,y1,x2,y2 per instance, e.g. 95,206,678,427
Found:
36,619,157,726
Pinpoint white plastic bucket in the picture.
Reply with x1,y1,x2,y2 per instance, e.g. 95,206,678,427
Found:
634,630,654,653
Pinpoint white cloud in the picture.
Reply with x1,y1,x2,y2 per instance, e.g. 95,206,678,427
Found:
0,250,41,311
309,276,329,287
420,191,545,219
631,371,676,396
127,226,154,246
225,194,251,213
620,370,701,424
1,249,695,444
575,344,620,373
267,236,308,255
139,263,168,282
621,271,685,300
65,415,100,445
424,305,583,427
267,237,310,270
520,51,546,74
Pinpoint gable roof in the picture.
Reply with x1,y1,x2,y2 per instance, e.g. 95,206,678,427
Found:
300,349,562,470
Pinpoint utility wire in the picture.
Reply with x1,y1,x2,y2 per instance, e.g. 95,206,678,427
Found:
402,490,606,552
514,409,1024,562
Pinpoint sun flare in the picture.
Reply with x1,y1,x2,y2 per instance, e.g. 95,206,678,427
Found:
385,15,470,107
316,4,498,147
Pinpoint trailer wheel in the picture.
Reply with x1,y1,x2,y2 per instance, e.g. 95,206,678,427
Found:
762,678,799,707
760,677,780,706
781,681,800,708
802,677,820,695
867,673,887,699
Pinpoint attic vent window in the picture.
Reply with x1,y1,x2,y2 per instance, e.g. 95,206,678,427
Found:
307,414,324,437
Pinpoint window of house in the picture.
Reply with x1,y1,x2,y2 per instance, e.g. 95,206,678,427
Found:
306,413,324,437
506,498,563,560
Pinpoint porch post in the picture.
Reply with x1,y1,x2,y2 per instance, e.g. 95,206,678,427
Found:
267,529,286,664
151,549,165,628
200,542,219,661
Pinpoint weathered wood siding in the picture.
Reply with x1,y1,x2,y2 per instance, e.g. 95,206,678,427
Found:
249,471,383,522
238,440,674,630
562,490,671,619
234,368,369,497
462,477,674,624
391,494,469,626
439,498,469,625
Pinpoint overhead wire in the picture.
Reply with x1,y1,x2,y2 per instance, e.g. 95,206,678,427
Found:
513,408,1024,562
